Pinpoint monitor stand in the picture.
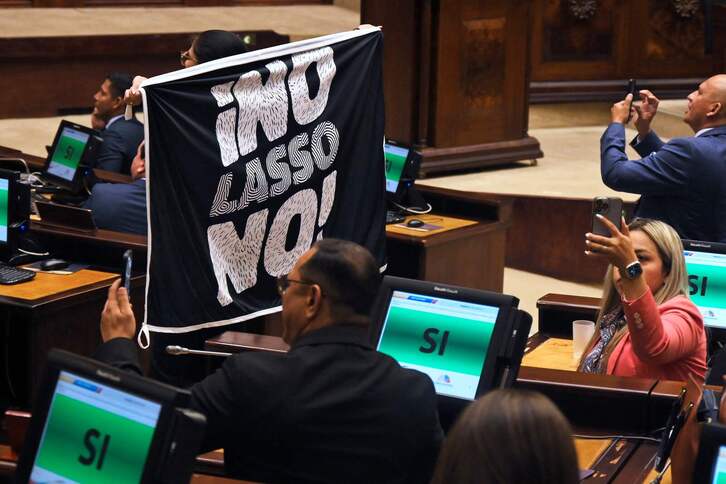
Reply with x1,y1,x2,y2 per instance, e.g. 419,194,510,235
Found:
399,185,427,211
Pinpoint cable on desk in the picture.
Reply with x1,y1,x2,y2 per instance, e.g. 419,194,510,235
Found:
18,248,50,257
572,433,661,443
390,200,433,215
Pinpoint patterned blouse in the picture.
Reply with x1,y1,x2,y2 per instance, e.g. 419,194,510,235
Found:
581,308,627,374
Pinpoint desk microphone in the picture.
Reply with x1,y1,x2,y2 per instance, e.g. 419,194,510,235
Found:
165,345,232,357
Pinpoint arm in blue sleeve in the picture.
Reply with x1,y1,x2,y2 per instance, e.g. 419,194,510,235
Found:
629,130,665,157
600,122,691,196
94,129,125,173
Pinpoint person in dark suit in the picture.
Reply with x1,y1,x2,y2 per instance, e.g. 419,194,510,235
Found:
91,72,144,174
600,75,726,242
94,239,444,483
85,142,147,235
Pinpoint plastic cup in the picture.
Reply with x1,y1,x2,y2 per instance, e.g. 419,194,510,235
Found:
572,320,596,360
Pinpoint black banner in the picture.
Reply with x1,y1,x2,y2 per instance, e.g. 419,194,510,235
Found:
141,30,386,334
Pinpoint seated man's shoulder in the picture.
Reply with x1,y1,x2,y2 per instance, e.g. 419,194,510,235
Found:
222,350,290,385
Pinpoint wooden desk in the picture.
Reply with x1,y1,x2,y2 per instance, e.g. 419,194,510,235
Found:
0,145,134,185
30,221,147,268
0,444,255,484
522,337,578,371
0,270,146,407
386,186,512,293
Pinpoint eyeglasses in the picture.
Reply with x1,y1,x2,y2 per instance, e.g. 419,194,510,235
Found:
180,49,196,67
276,274,318,296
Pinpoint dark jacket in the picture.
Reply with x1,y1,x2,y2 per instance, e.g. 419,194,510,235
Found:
600,123,726,242
95,117,144,174
84,178,147,235
94,323,444,483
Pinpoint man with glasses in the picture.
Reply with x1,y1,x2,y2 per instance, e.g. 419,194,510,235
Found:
94,239,444,483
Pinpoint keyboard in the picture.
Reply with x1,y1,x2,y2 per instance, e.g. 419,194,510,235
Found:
0,263,36,285
386,210,405,225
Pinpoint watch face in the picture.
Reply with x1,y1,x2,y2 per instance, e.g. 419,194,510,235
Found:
627,262,643,279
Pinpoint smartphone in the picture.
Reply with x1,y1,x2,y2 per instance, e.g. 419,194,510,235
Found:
592,197,623,236
121,249,133,293
626,78,637,123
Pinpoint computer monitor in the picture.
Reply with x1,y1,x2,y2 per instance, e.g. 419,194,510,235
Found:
683,240,726,330
0,169,26,262
693,422,726,483
370,276,526,402
384,139,421,203
16,349,205,484
43,120,101,192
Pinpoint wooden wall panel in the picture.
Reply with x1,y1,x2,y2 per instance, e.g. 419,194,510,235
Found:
531,0,625,81
0,31,289,119
363,0,542,176
530,0,723,102
359,0,421,144
2,0,330,5
629,0,713,78
433,0,531,147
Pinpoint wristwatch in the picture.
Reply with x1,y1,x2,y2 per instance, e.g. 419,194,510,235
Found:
624,261,643,279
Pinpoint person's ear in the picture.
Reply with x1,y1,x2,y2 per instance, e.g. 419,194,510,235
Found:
707,102,722,118
304,285,323,319
111,95,125,110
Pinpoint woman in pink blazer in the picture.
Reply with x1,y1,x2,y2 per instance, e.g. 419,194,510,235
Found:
578,217,707,382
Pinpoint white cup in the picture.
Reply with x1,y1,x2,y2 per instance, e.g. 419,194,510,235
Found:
572,320,596,360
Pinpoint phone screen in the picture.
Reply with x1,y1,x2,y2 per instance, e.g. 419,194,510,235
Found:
121,249,132,293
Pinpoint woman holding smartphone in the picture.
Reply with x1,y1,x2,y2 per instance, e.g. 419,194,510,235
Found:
579,216,707,381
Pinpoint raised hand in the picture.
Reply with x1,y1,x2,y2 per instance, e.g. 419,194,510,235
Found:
634,90,659,137
611,94,635,125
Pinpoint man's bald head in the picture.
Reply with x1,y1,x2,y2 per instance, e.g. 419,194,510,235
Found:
684,74,726,131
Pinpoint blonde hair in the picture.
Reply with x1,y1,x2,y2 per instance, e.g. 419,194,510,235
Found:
577,218,689,371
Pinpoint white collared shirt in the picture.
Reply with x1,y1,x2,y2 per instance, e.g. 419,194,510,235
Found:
105,114,124,129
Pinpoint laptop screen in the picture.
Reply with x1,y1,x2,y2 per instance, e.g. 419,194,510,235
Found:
683,245,726,329
30,370,161,483
384,142,408,194
46,126,90,182
376,289,500,400
712,445,726,483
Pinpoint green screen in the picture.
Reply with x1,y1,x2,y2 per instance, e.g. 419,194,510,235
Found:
52,133,85,170
384,143,407,193
0,179,8,243
685,253,726,328
712,445,726,484
377,291,498,399
31,372,160,483
47,127,89,182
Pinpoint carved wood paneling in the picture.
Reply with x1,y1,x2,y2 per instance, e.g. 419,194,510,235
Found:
362,0,542,175
630,0,713,78
1,0,330,5
531,0,624,81
530,0,720,101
